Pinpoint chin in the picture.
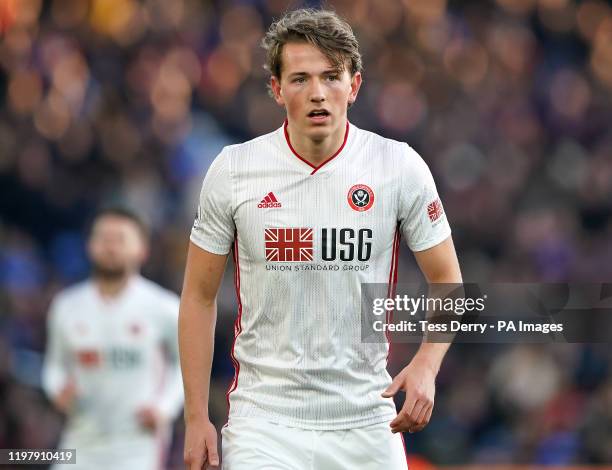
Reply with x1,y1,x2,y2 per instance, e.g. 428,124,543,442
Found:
306,125,331,140
91,261,129,280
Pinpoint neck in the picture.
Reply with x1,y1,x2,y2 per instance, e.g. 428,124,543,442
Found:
94,274,132,299
286,118,348,167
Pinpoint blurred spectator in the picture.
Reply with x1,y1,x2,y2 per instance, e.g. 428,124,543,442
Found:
0,0,610,466
581,379,612,463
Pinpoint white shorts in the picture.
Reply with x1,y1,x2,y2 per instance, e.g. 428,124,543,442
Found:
51,429,169,470
221,417,409,470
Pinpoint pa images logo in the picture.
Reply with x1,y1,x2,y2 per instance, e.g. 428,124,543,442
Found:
347,184,374,212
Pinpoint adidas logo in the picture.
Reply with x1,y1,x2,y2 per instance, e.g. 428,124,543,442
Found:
258,192,282,208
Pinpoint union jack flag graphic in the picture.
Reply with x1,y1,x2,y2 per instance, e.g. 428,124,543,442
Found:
427,198,444,222
265,228,314,262
77,349,101,367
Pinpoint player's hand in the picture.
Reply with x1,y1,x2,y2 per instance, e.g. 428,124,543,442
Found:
53,380,77,414
136,406,165,432
183,416,219,469
382,358,436,434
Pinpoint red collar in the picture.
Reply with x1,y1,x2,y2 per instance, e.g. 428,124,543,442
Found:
283,119,349,175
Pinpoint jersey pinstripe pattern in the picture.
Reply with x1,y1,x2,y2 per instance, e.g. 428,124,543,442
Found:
191,121,451,430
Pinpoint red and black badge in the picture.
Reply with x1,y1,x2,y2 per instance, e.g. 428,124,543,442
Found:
347,184,374,212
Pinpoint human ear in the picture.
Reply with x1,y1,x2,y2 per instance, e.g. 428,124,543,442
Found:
270,76,284,106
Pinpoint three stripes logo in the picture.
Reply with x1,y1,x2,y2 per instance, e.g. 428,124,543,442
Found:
258,192,282,208
265,228,313,262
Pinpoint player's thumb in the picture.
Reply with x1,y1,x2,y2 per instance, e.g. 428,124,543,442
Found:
382,377,402,398
206,437,219,466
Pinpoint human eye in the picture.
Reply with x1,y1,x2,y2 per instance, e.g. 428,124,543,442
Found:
326,74,339,82
292,76,306,83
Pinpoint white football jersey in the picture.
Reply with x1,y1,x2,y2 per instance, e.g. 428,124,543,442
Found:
42,276,183,470
191,120,451,430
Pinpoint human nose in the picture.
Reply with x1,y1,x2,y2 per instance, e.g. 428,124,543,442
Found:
308,78,325,103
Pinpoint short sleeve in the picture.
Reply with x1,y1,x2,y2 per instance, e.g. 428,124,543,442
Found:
398,146,451,252
190,149,235,254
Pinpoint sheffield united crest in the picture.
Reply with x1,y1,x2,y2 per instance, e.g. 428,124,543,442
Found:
347,184,374,212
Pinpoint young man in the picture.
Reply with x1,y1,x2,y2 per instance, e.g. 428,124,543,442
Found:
180,8,461,470
42,207,184,470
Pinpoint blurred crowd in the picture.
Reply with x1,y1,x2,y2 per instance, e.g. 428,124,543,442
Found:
0,0,611,467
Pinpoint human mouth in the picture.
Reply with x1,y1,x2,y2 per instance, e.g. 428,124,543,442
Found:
307,109,330,123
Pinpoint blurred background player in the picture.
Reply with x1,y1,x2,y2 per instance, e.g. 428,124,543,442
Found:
42,207,183,470
180,9,461,470
1,0,611,467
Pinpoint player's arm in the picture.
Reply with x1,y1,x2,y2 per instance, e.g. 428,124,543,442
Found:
179,242,228,469
411,235,462,375
156,296,185,422
42,299,77,414
383,236,462,434
137,294,185,432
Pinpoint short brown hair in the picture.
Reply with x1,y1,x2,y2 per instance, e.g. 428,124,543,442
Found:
91,205,149,240
262,8,362,90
